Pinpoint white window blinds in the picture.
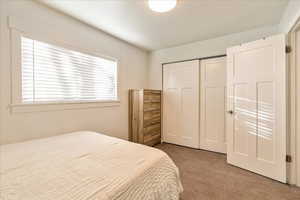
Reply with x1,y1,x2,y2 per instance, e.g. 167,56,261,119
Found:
21,37,118,103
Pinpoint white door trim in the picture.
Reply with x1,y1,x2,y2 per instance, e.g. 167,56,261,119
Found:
288,18,300,187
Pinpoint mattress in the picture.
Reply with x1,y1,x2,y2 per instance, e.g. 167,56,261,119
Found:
0,131,183,200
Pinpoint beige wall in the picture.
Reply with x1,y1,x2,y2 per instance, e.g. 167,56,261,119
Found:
148,25,279,90
0,0,149,144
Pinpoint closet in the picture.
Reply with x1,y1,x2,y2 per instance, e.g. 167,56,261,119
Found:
163,57,227,152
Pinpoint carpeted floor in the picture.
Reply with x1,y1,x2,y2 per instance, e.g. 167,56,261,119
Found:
155,143,300,200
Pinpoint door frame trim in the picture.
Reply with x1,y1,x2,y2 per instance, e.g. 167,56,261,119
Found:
162,54,226,65
288,18,300,187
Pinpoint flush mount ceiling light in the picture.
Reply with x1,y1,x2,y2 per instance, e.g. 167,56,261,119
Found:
148,0,177,13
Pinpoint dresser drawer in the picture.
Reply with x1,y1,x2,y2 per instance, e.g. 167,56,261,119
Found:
151,110,161,118
144,123,161,135
144,117,161,127
144,90,161,95
144,102,161,112
144,110,161,119
144,110,161,127
144,92,161,103
144,133,161,145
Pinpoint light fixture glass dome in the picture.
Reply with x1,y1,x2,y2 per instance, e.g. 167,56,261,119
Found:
148,0,177,13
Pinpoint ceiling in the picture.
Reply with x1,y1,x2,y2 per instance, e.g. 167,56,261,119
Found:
39,0,289,51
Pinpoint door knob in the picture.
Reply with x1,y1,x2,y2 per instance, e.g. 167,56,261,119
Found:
227,110,234,115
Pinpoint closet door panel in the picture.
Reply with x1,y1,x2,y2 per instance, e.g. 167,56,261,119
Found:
163,60,199,148
200,57,227,153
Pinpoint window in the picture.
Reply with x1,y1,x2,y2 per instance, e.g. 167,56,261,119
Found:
21,37,118,104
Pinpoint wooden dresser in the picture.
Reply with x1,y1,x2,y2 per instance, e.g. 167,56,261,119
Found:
129,89,161,146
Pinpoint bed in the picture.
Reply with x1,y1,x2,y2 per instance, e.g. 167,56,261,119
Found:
0,131,183,200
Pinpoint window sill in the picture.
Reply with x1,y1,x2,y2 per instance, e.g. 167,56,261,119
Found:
9,100,121,113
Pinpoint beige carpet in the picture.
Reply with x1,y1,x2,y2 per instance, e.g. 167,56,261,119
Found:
155,143,300,200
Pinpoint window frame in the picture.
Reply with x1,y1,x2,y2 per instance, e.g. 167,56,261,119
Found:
10,29,121,113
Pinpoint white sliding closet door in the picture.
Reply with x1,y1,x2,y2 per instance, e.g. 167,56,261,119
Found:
200,57,227,153
227,34,286,182
163,60,199,148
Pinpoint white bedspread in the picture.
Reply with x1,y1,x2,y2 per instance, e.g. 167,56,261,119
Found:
0,131,182,200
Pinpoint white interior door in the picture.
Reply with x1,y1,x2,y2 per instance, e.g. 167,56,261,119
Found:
200,57,227,153
163,60,199,148
226,34,286,182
